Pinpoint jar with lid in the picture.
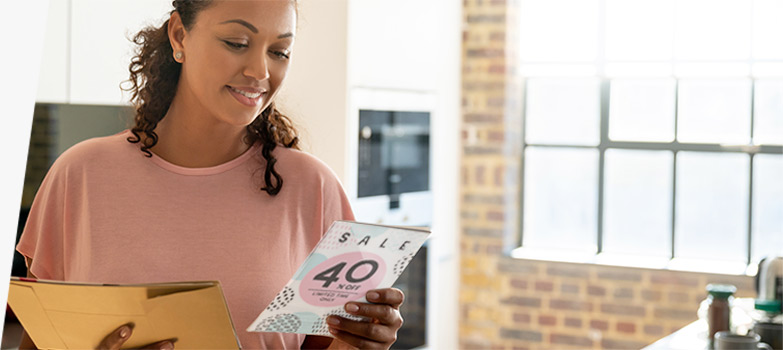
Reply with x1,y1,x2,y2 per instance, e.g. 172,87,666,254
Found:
705,284,736,349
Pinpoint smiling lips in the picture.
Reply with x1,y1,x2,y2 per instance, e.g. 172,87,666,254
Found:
226,85,266,106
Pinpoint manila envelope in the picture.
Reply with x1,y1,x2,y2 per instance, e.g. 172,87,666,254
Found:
7,277,240,349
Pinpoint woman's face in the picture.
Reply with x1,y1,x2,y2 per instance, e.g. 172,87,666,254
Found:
171,0,296,127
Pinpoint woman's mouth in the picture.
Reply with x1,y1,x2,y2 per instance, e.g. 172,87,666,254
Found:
226,85,265,107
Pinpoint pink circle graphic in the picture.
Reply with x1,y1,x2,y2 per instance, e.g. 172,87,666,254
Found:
299,252,386,307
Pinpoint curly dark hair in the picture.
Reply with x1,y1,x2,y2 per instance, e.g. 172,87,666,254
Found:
121,0,299,196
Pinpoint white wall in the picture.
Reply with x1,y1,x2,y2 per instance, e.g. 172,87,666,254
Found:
275,0,350,183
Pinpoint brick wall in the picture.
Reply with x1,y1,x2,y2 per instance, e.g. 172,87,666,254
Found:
458,0,755,349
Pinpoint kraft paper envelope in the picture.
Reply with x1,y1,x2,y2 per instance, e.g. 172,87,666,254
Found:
7,278,240,349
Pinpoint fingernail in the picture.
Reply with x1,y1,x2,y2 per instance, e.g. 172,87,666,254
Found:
161,341,174,350
327,317,340,325
367,291,380,300
120,326,129,338
329,328,338,334
346,303,359,313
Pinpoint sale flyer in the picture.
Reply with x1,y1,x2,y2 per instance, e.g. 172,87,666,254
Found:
246,221,430,336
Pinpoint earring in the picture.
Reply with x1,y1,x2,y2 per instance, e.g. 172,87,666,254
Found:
174,51,183,61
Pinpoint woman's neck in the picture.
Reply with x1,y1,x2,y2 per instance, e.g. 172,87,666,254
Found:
148,98,252,168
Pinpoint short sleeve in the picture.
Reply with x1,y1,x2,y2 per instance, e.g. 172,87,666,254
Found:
321,172,356,234
16,159,69,280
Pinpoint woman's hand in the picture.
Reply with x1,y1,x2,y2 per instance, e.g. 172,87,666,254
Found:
325,288,404,350
96,323,176,350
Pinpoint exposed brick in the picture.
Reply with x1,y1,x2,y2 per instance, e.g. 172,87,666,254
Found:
561,283,580,294
488,64,506,74
602,338,649,350
489,31,505,41
538,315,556,326
486,244,503,254
597,270,642,282
464,146,503,155
497,260,539,274
475,165,485,185
510,279,527,289
462,81,506,91
644,324,664,336
617,322,636,333
487,98,505,108
613,287,634,299
465,48,505,58
590,319,608,331
486,211,504,221
642,290,662,302
464,113,503,123
534,281,553,292
546,266,589,279
654,307,696,321
550,333,592,347
500,296,541,307
668,291,690,303
463,194,505,205
493,166,503,186
600,303,646,317
499,328,542,342
650,274,699,287
512,347,528,350
466,14,506,24
461,211,479,220
513,312,531,323
549,299,592,312
464,228,504,237
564,317,582,328
587,285,606,296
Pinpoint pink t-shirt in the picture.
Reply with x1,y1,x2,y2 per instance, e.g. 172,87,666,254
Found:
16,129,355,349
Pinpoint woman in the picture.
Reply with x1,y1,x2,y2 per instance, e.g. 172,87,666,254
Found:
16,0,404,349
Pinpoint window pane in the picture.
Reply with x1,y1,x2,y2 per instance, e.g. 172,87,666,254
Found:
525,78,600,146
523,147,598,252
519,0,599,62
603,150,673,257
675,152,749,263
609,79,676,142
677,79,752,144
752,0,783,60
675,0,751,60
605,0,674,61
754,80,783,145
752,154,783,263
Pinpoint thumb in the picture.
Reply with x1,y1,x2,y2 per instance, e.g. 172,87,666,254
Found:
97,324,133,350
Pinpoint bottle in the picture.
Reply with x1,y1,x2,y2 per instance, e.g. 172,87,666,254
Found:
706,284,736,349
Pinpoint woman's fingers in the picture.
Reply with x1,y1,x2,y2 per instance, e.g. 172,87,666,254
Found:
327,322,391,350
95,323,175,350
366,288,404,309
96,324,133,350
344,301,403,327
137,339,176,350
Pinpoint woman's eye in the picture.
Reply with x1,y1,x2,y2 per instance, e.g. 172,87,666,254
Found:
223,40,248,50
272,51,290,60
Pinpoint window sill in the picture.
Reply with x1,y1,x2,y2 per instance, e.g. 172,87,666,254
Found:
509,247,756,276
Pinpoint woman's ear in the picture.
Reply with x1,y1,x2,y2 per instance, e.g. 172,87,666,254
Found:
168,11,187,62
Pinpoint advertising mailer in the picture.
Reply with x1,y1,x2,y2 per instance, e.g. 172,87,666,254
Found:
247,220,430,336
7,278,240,349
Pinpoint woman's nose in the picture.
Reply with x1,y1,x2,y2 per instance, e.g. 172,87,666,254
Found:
244,55,270,81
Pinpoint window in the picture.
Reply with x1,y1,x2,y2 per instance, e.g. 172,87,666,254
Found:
514,0,783,274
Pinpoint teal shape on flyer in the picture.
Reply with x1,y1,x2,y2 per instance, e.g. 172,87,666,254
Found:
294,253,328,280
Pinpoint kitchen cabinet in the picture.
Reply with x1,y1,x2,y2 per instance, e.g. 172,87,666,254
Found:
36,0,68,104
37,0,170,105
